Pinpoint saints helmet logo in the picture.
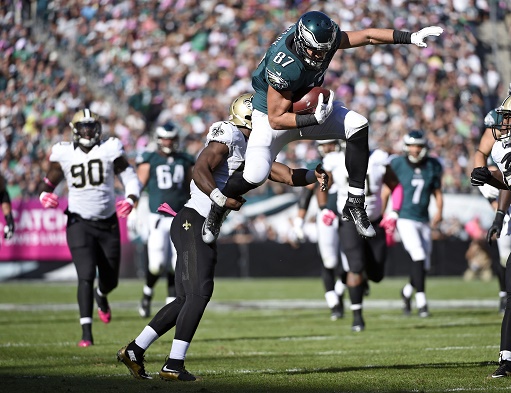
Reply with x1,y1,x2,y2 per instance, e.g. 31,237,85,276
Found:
211,125,224,138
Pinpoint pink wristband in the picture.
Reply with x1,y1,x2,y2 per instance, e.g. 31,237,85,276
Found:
44,177,56,190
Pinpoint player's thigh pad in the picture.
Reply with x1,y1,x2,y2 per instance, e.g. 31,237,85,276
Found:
396,218,427,262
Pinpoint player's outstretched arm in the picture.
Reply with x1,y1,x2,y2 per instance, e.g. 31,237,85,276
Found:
268,162,328,189
341,26,443,49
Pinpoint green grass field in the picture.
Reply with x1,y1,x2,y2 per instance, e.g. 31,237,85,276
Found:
0,277,509,392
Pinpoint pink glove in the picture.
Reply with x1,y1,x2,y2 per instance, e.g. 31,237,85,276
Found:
116,198,134,218
380,212,398,247
39,192,59,208
321,209,336,226
157,202,177,217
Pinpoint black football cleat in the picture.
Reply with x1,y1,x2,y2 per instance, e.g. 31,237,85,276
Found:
352,314,365,332
117,345,152,380
490,360,511,378
159,363,198,382
139,295,151,318
341,194,376,238
418,305,430,318
330,303,344,321
401,289,412,316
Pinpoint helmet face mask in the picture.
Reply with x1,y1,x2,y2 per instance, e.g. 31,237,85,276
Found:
403,130,428,163
492,95,511,148
70,109,102,148
155,122,180,155
229,93,253,130
294,11,338,71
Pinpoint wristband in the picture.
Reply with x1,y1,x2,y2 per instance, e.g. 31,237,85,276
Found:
305,170,317,184
393,30,412,44
210,188,227,207
44,177,57,190
496,210,506,217
296,114,319,128
318,205,327,210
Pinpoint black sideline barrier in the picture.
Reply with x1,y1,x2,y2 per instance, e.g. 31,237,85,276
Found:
214,239,500,278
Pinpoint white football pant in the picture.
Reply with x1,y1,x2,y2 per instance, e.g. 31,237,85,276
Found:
147,213,176,276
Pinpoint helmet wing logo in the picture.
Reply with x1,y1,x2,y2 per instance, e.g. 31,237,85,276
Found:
266,69,289,90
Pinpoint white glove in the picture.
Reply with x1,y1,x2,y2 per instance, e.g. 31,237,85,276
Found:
292,216,305,242
478,184,499,200
314,90,334,124
411,26,443,48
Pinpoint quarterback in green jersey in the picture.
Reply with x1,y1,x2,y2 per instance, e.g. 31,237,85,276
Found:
203,10,443,244
390,130,443,318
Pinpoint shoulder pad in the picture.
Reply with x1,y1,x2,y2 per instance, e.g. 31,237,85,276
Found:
484,109,497,127
206,121,235,145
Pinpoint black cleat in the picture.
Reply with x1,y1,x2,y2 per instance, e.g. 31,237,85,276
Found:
330,303,344,321
139,296,151,318
117,345,152,380
202,203,228,244
159,364,198,382
352,314,365,332
341,194,375,238
418,305,430,318
490,360,511,378
401,289,412,316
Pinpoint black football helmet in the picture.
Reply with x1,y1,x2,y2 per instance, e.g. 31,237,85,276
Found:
294,11,338,71
403,130,428,163
492,95,511,147
155,122,180,155
70,109,102,148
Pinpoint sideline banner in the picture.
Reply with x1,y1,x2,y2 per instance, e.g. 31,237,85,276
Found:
0,199,129,261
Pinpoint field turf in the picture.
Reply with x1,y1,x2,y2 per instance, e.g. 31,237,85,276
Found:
0,277,508,392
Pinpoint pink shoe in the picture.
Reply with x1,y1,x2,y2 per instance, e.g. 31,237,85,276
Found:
98,308,111,324
78,340,93,347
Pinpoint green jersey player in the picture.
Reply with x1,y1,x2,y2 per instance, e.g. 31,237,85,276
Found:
203,10,443,243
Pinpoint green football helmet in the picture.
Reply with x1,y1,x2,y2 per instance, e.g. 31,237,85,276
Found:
294,11,338,71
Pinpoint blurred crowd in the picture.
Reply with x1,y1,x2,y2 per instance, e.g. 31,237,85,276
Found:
1,0,510,241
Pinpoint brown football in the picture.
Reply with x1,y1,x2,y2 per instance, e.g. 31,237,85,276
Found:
291,86,331,114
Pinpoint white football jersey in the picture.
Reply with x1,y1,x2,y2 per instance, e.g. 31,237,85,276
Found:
49,138,124,220
186,121,247,218
492,140,511,187
324,149,390,221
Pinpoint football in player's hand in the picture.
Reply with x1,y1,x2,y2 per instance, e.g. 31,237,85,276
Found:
291,86,331,114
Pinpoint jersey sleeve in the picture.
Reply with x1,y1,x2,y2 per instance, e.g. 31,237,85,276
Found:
322,153,336,172
49,142,73,162
432,159,443,189
104,137,125,161
135,151,152,166
205,121,235,147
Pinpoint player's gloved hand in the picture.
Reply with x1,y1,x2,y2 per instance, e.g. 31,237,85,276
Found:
411,26,443,48
321,209,336,226
315,164,329,191
39,191,59,208
292,216,305,243
379,211,398,234
157,202,177,217
3,213,14,240
478,184,499,200
314,90,334,124
487,210,505,245
470,166,493,187
116,198,134,218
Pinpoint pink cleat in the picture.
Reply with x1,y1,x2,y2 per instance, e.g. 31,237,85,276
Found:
78,340,93,347
98,308,111,324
